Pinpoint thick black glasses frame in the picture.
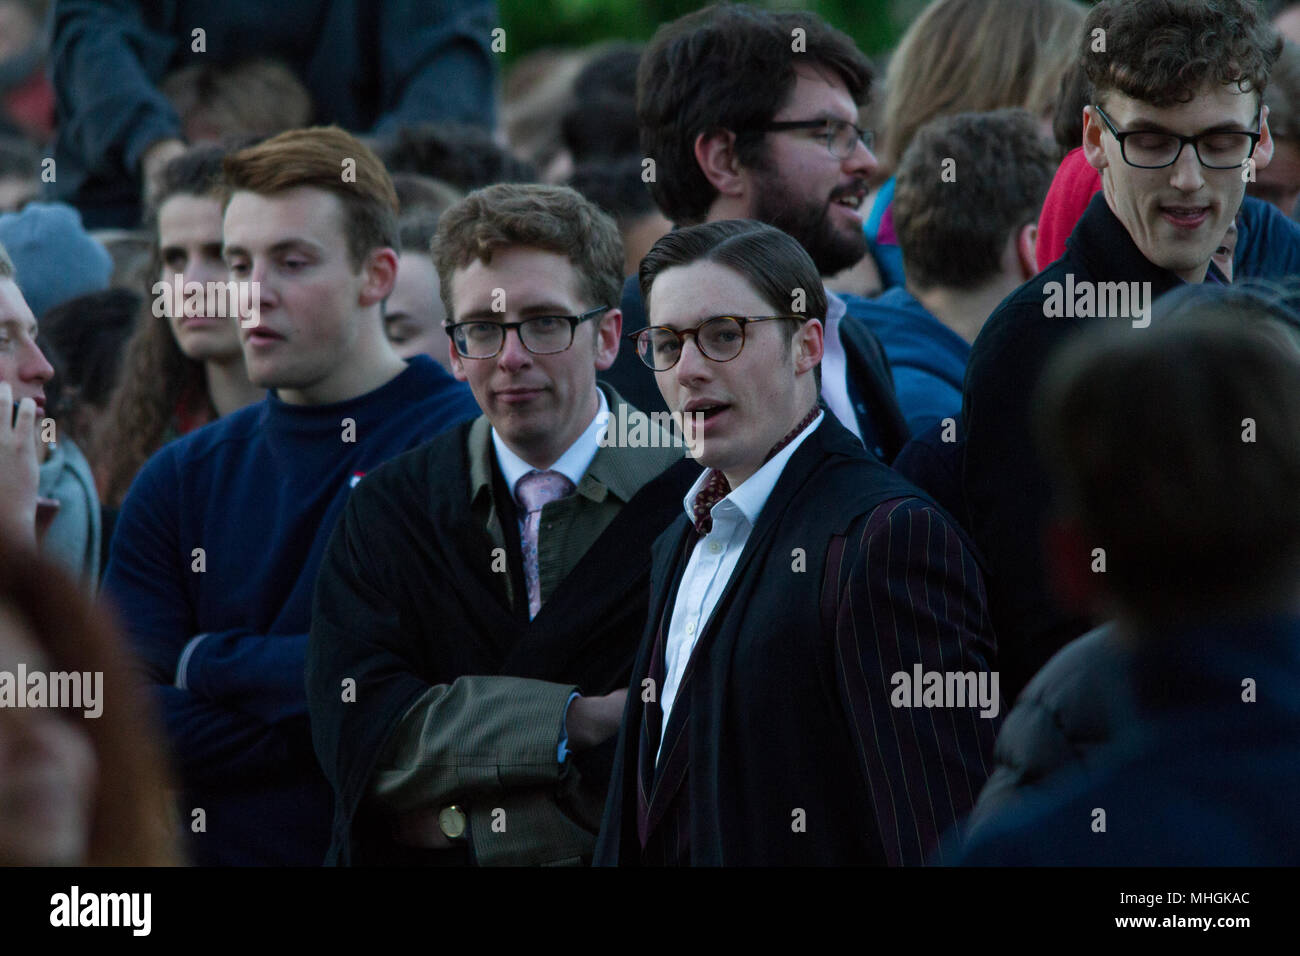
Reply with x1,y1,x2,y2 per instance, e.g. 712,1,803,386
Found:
445,305,611,358
1093,105,1261,170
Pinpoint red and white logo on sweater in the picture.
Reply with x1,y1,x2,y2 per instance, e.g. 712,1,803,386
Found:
349,471,365,488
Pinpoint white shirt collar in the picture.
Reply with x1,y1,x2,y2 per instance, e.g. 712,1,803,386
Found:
682,410,825,529
492,387,609,493
824,287,846,329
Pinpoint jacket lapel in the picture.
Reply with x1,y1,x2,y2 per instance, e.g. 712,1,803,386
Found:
637,522,693,844
641,416,850,841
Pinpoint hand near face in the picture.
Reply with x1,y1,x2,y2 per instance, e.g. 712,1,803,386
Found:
0,383,38,547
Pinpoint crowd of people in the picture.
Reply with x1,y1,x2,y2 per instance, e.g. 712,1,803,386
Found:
1,0,1299,867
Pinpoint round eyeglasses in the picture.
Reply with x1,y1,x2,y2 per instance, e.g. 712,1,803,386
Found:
445,306,611,359
628,314,809,371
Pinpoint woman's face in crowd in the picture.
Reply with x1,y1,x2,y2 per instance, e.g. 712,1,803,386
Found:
157,193,245,364
0,603,97,866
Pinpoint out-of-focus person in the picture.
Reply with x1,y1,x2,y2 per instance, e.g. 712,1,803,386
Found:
0,535,180,865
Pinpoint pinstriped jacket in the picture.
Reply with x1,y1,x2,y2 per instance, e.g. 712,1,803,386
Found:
596,412,1001,865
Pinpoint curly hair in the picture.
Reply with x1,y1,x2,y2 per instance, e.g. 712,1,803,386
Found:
893,109,1057,291
94,146,226,508
1083,0,1284,109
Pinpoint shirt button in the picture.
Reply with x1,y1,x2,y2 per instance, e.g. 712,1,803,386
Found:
709,541,722,554
686,622,695,635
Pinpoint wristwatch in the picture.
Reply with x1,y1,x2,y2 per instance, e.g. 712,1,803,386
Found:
437,805,468,841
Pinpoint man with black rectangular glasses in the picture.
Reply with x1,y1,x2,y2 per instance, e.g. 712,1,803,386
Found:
962,0,1298,702
306,183,698,866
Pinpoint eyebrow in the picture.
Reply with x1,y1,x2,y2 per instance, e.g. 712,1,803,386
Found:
455,301,576,322
0,317,36,336
222,237,325,260
774,110,850,125
651,313,737,331
1122,115,1257,135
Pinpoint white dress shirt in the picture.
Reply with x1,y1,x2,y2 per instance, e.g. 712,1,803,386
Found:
491,387,609,490
657,411,825,760
820,289,862,441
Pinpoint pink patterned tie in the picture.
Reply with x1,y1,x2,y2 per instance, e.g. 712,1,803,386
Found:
515,470,576,619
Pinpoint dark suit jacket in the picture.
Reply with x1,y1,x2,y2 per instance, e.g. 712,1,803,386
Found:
306,397,699,865
595,413,1000,865
961,193,1190,701
603,276,910,462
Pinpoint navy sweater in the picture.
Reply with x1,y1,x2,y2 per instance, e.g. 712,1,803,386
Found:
103,356,478,865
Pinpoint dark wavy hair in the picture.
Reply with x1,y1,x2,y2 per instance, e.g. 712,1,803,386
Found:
1083,0,1283,108
637,3,871,226
95,145,226,508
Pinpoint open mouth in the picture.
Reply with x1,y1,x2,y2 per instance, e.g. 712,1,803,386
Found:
683,401,732,432
1160,205,1210,229
831,181,868,213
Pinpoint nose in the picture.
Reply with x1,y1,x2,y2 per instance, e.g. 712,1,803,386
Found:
672,333,712,388
245,260,277,312
191,253,226,288
844,135,879,181
21,339,54,386
496,325,532,372
1169,141,1206,192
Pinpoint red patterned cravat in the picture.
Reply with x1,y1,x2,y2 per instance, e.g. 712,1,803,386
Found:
516,470,576,618
690,405,821,535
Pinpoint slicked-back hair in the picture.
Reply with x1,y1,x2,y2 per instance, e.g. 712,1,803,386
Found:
1083,0,1283,110
881,0,1085,171
1035,290,1300,621
638,3,871,226
432,183,624,321
221,126,400,270
893,109,1057,292
638,219,826,388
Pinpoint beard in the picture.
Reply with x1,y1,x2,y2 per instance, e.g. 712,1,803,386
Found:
749,167,868,276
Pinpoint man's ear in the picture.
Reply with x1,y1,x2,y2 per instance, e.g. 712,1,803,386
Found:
1253,103,1275,171
794,318,824,376
1082,105,1109,173
1017,221,1039,279
593,307,623,371
447,332,467,382
693,129,747,199
358,247,400,306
